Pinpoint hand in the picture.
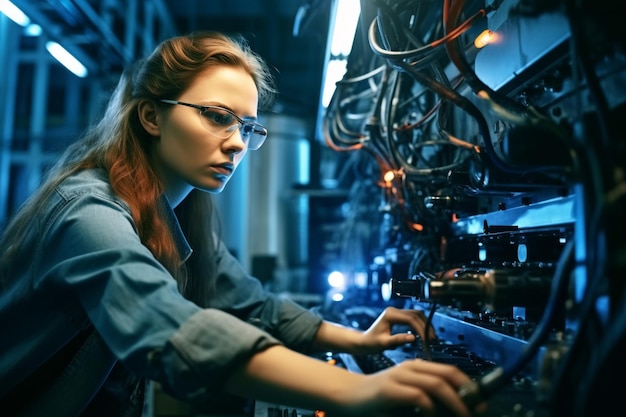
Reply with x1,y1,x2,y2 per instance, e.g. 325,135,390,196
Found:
357,306,437,354
329,358,484,417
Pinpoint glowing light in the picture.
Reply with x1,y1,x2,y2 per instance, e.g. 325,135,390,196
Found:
0,0,30,26
331,292,344,302
354,271,368,289
25,23,41,36
383,170,395,182
517,244,528,263
327,270,346,288
474,29,495,49
380,281,392,301
46,41,88,78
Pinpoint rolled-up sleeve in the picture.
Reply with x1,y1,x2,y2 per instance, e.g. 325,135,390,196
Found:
160,309,281,399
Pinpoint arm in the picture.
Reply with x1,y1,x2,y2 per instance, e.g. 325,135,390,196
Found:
224,344,476,417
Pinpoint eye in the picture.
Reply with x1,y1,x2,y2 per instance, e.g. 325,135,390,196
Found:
239,124,254,138
200,107,236,127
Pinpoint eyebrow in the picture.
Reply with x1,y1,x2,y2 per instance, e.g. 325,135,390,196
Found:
197,101,259,122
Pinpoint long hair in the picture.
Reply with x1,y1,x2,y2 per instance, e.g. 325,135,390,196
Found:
0,31,276,306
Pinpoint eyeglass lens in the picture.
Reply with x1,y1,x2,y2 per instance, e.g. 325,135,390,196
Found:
199,107,266,150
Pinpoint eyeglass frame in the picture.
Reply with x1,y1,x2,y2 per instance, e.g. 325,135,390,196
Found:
159,99,268,150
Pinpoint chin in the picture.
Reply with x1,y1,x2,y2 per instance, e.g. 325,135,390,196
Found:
196,181,227,194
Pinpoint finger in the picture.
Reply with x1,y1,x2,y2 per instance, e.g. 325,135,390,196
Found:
368,307,436,344
400,368,471,417
408,309,437,341
382,308,435,341
385,332,418,348
379,380,436,415
409,359,473,387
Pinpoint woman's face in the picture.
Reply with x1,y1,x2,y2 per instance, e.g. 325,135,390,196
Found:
151,65,260,202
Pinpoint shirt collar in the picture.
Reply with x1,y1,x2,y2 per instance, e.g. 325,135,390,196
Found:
158,194,193,264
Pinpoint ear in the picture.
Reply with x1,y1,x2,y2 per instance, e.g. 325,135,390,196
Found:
137,100,161,136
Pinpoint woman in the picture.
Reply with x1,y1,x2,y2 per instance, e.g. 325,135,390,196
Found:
0,31,478,417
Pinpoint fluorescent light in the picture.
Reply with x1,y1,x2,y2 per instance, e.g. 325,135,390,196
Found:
46,41,88,78
321,0,361,108
0,0,30,26
330,0,360,56
321,59,347,108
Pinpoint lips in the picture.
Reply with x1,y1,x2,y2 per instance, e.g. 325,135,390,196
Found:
211,163,234,176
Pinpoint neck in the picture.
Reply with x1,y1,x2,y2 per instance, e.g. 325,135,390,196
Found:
164,182,193,208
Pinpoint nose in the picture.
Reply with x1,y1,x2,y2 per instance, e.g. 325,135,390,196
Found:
223,125,247,153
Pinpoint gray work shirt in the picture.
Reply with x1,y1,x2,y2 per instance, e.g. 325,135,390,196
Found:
0,168,322,407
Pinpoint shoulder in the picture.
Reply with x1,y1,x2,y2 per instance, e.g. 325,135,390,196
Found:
55,169,130,211
40,169,141,250
41,169,136,236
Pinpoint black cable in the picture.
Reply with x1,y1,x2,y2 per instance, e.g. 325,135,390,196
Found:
421,300,437,361
572,278,626,417
563,0,612,151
